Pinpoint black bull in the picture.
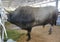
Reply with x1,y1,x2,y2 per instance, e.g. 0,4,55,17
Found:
5,6,58,41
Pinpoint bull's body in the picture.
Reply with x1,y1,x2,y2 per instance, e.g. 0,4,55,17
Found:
7,6,58,41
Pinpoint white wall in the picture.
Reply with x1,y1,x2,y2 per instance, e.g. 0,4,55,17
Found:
58,1,60,11
29,0,60,12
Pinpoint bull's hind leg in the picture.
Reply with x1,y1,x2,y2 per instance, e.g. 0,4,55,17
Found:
27,27,32,41
48,26,52,34
48,24,53,35
43,25,45,28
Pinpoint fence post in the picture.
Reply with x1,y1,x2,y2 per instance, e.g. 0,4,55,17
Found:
0,0,8,42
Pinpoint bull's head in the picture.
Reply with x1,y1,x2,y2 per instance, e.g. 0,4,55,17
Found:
4,8,14,22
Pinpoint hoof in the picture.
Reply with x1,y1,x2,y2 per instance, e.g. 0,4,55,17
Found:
48,32,52,35
27,37,31,41
27,38,31,41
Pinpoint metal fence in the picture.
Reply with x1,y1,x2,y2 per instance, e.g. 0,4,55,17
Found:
2,0,55,8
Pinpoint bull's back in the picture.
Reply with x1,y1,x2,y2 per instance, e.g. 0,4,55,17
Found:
11,6,57,26
31,6,56,23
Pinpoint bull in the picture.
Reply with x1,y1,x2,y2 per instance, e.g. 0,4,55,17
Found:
5,6,58,41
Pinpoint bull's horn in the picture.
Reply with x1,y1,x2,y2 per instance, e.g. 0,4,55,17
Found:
4,8,11,13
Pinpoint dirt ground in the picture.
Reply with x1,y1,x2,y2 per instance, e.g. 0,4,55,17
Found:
16,25,60,42
6,24,60,42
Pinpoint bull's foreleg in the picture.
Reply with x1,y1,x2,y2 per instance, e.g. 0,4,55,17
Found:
27,27,32,41
27,31,31,41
